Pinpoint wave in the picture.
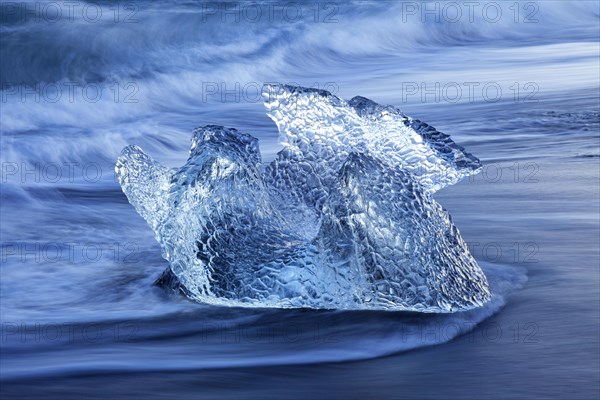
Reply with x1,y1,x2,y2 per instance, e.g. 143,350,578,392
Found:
1,1,597,85
1,1,598,148
0,261,526,380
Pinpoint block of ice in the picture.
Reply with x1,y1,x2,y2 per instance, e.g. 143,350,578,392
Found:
116,85,490,312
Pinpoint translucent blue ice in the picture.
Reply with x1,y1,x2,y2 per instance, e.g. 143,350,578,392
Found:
116,84,490,312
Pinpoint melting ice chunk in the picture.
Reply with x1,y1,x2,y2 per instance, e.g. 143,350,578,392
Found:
116,85,490,312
